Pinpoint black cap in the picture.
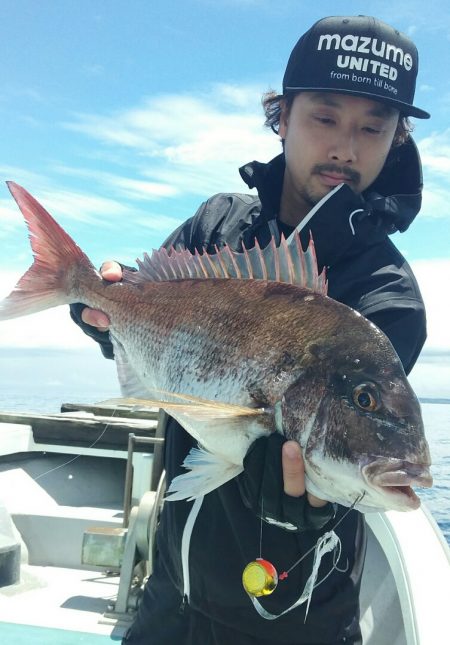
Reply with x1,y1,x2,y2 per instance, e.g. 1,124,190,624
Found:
283,16,430,119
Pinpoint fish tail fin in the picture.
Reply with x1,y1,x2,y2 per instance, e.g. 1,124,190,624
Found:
0,182,95,320
165,446,243,501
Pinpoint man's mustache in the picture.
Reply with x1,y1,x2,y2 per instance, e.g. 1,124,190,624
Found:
312,164,361,186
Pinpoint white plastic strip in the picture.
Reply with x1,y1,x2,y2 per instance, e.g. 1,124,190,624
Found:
249,530,340,622
181,495,205,601
348,209,365,235
287,184,345,236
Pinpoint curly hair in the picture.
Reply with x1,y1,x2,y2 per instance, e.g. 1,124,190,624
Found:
262,90,413,147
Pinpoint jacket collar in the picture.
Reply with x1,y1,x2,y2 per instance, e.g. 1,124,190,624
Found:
238,138,423,270
239,137,423,234
364,137,423,233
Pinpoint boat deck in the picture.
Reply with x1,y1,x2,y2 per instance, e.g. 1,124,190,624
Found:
1,564,123,641
0,403,449,644
0,404,158,641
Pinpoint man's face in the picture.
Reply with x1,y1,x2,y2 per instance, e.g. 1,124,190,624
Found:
278,92,400,216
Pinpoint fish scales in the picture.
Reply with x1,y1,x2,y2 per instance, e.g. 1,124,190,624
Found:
85,278,374,408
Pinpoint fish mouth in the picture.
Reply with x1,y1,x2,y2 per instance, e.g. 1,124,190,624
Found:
362,457,433,510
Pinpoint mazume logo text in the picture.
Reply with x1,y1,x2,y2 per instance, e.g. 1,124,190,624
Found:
317,33,413,82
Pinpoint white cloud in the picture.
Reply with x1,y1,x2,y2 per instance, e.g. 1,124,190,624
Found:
0,271,92,349
419,129,450,175
63,84,281,194
0,307,92,349
0,166,136,225
0,199,21,227
0,87,46,105
1,171,182,242
418,84,434,93
39,187,131,224
53,164,180,201
0,165,46,188
134,214,184,233
417,129,450,219
113,177,178,200
0,84,281,234
420,182,450,218
62,87,450,218
410,258,450,352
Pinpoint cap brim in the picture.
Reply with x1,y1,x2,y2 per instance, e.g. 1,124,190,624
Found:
284,86,430,119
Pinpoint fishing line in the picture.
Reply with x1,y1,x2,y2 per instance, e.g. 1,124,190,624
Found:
242,491,366,621
282,491,365,577
259,497,264,558
33,407,118,481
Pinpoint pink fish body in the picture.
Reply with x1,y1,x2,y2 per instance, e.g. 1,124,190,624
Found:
0,182,432,512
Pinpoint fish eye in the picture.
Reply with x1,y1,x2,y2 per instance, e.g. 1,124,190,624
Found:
353,383,379,412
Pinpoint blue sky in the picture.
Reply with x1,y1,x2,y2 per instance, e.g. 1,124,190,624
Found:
0,0,449,394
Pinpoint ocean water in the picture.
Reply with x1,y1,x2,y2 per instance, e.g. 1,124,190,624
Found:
415,401,450,542
0,347,448,544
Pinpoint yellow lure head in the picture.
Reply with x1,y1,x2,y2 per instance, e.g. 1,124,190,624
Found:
242,558,278,597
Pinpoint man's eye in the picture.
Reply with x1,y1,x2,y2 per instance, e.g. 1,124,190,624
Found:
363,127,382,135
314,116,334,125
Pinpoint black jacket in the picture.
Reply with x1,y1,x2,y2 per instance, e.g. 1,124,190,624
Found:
71,142,426,644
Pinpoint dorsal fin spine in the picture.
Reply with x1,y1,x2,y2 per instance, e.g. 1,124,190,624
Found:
188,252,200,279
213,245,230,278
307,234,320,291
166,249,179,280
194,250,209,278
295,232,307,286
255,239,267,280
179,250,194,279
204,251,221,279
281,235,294,284
171,252,184,280
242,245,253,279
224,245,241,279
272,237,281,282
159,249,173,280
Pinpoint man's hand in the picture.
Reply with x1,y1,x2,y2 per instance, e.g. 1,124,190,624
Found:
81,261,122,331
238,434,333,532
282,440,327,507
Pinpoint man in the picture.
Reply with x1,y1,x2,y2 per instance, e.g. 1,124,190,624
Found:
71,15,429,645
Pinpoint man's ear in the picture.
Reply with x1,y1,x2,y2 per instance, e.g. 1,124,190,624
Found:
278,97,289,139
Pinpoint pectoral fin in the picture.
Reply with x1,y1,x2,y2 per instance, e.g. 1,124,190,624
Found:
107,393,266,423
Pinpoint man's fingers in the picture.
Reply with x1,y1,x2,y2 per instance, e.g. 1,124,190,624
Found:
307,492,328,508
282,440,328,507
81,308,110,331
78,260,122,331
282,441,306,497
100,260,123,282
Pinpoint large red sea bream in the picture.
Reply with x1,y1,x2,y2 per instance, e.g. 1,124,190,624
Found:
0,182,432,512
